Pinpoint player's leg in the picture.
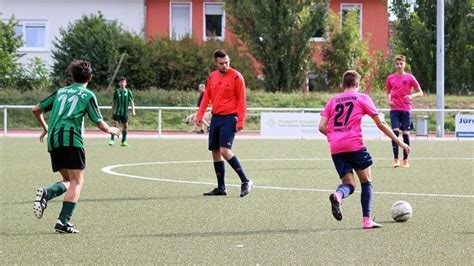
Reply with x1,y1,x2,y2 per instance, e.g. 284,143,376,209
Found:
203,116,227,196
400,111,411,168
54,147,85,233
329,153,356,221
54,168,82,233
390,111,401,167
121,116,130,146
352,150,380,229
34,149,70,219
219,116,252,197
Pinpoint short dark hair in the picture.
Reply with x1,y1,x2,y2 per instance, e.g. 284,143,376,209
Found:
213,49,228,59
394,55,406,62
68,60,92,83
117,77,127,83
341,70,361,88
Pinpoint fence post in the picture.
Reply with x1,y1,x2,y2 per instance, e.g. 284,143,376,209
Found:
158,108,162,136
3,106,7,137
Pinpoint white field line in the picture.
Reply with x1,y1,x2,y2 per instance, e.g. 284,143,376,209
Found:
101,158,474,199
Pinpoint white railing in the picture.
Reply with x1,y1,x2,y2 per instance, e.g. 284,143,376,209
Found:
1,104,473,137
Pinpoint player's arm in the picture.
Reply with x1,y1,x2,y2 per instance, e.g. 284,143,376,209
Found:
318,116,328,136
405,86,423,100
96,121,120,136
405,76,423,100
31,105,48,143
386,77,394,106
235,75,247,131
130,100,136,116
372,114,410,153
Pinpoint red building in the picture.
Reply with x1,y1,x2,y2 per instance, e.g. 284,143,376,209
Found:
145,0,389,54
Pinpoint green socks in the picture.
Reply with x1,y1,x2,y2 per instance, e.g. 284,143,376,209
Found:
58,201,77,224
46,182,67,201
122,131,127,143
111,134,115,141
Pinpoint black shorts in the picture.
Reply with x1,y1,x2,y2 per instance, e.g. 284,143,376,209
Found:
208,114,237,150
331,149,373,178
390,110,412,131
49,147,86,172
113,114,129,123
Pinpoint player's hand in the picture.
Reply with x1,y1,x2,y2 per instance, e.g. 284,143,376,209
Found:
109,127,120,137
404,95,412,100
236,125,243,132
131,111,136,116
39,130,47,143
401,143,411,153
196,120,202,127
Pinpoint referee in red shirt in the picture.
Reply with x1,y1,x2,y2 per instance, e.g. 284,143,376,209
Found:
195,49,253,197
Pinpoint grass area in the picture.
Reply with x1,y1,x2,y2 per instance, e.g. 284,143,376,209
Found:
1,137,473,264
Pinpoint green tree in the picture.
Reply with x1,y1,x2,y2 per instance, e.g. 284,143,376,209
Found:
0,17,23,87
316,10,370,91
391,0,473,95
116,32,155,90
52,12,122,89
226,0,328,92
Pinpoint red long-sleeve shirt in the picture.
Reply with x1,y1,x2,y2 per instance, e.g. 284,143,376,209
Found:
196,68,247,128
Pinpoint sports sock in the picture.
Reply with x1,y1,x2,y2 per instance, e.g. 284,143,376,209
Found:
336,183,354,199
227,156,249,183
46,182,67,201
361,182,373,217
392,130,400,159
110,134,115,141
402,134,410,160
122,131,127,143
58,201,76,224
213,161,226,190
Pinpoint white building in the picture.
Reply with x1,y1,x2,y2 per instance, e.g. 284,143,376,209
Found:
1,0,145,68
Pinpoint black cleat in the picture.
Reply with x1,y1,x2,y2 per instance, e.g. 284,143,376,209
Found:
54,220,79,234
329,193,343,221
34,187,48,219
203,188,227,196
240,180,253,197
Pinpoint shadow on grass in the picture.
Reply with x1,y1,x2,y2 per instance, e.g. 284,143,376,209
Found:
122,227,361,238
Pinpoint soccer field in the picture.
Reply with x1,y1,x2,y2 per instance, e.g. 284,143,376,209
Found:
1,137,473,264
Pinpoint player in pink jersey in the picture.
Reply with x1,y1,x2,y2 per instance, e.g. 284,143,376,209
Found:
319,70,410,229
386,55,423,168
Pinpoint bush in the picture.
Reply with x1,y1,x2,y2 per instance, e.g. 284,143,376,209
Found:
52,12,122,89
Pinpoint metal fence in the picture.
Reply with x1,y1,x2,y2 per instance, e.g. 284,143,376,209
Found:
1,105,473,137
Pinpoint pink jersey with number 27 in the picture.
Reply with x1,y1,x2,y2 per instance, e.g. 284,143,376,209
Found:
321,92,378,155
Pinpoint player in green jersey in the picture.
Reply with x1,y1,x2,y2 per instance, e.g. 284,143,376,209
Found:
109,77,135,147
32,60,120,233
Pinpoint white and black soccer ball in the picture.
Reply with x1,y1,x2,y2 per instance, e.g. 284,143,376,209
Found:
390,200,413,222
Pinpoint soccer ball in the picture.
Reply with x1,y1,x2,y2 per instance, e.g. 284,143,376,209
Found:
390,200,412,222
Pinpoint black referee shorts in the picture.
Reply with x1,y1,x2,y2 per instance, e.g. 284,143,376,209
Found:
49,147,86,172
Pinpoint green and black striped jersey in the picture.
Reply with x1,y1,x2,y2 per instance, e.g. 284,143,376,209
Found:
39,84,103,151
112,88,134,116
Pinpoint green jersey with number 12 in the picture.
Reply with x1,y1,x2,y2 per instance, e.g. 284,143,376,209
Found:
39,84,103,151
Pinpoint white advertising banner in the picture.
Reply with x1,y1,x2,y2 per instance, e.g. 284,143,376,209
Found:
260,112,384,138
260,112,323,137
455,114,474,138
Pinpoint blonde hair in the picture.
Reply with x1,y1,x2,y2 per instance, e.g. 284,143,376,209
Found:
394,55,406,62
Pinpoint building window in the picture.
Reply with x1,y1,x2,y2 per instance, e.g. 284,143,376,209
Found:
14,21,47,51
309,3,326,42
204,3,224,40
341,3,362,36
170,3,192,40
